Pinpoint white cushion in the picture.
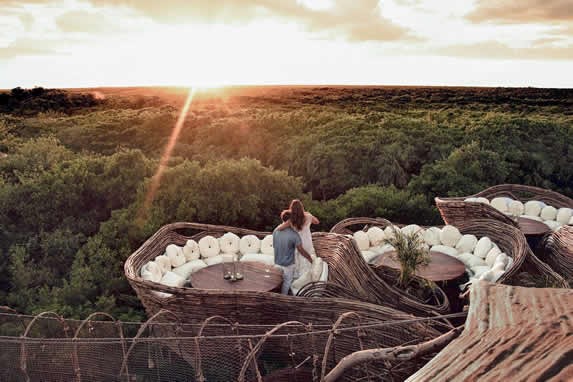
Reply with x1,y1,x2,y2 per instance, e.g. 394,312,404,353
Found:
370,244,395,255
485,246,502,267
492,261,506,272
172,259,208,279
166,244,186,267
540,206,557,221
508,200,524,216
260,235,274,256
471,265,491,278
556,208,572,225
160,271,186,288
440,225,461,247
464,197,478,203
198,236,220,258
353,231,370,251
505,256,514,271
524,200,543,217
219,232,240,254
401,224,422,237
457,252,487,268
424,227,441,246
544,220,561,231
491,197,511,213
154,255,171,274
361,250,379,263
521,214,542,222
239,235,261,255
474,237,493,259
141,261,162,282
475,197,489,204
383,225,400,240
569,216,573,225
204,255,224,266
455,234,478,253
480,269,504,283
241,253,275,266
319,262,328,282
183,240,201,261
430,245,458,258
495,252,510,267
366,226,385,247
311,258,324,281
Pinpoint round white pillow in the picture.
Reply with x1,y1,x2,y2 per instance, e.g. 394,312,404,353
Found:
384,225,400,240
556,208,572,225
492,261,506,272
485,246,502,267
219,232,240,254
540,205,557,221
401,224,422,237
198,236,221,258
239,235,261,255
455,234,478,253
166,244,186,267
491,197,511,212
524,201,543,217
183,240,201,261
261,235,274,256
154,255,171,274
424,227,442,246
430,245,458,258
353,231,370,251
366,227,385,247
475,197,490,204
544,220,561,231
141,261,162,282
508,200,524,216
440,225,462,247
457,252,487,268
474,237,493,259
495,252,509,267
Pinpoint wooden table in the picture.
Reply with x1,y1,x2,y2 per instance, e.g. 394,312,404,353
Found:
373,250,466,282
518,217,551,236
191,262,283,292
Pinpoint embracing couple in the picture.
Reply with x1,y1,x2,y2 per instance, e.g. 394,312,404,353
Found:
272,199,320,295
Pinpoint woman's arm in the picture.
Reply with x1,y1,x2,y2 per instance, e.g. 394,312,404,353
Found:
306,212,319,225
276,220,292,231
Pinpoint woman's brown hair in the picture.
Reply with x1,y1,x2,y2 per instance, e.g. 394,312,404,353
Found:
289,199,305,231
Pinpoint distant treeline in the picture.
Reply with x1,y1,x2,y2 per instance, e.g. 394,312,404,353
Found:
0,86,571,320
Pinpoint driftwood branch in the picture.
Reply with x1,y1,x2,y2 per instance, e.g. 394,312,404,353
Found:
323,326,463,382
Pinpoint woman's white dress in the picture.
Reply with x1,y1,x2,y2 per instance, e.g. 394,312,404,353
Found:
294,212,316,277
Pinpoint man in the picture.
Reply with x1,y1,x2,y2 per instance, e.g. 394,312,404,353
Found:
273,211,313,295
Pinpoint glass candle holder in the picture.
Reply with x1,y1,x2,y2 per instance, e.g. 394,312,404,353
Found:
234,253,244,280
222,254,234,280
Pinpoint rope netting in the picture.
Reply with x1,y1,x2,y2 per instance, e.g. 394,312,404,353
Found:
0,309,465,382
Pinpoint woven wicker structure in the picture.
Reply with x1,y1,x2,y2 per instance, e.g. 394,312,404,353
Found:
435,183,573,228
0,308,456,381
406,281,573,381
125,222,455,321
329,217,568,289
435,184,573,284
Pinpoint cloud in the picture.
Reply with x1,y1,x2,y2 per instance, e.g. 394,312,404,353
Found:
467,0,573,24
436,40,573,60
87,0,416,42
55,10,117,33
0,38,63,59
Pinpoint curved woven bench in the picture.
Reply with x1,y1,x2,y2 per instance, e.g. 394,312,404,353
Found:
329,217,568,289
311,230,451,317
435,184,573,283
435,184,573,228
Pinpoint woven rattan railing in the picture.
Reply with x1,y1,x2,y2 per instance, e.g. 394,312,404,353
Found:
542,225,573,282
0,308,460,381
328,217,568,289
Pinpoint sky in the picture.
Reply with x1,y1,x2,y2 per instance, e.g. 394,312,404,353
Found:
0,0,572,88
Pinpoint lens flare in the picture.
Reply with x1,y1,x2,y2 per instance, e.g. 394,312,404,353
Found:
137,87,196,223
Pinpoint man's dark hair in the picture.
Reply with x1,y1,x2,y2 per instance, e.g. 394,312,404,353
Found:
281,210,291,222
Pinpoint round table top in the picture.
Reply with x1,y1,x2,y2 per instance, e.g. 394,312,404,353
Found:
190,262,283,292
518,217,551,236
373,250,466,282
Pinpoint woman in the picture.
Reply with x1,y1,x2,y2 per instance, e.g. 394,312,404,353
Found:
278,199,320,277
